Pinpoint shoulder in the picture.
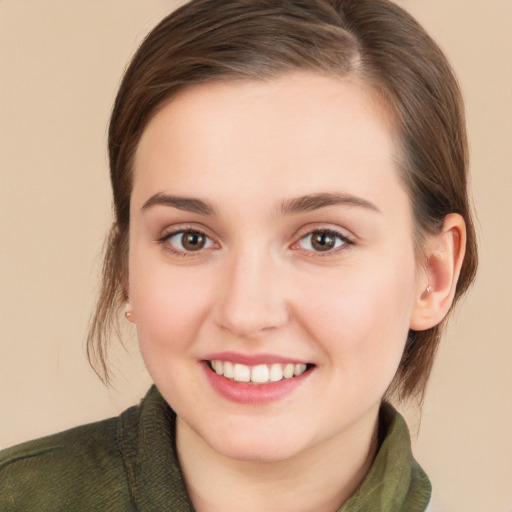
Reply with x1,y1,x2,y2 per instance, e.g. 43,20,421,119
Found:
0,386,192,511
0,413,135,511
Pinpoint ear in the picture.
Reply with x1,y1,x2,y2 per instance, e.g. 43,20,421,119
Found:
122,275,134,323
124,302,135,323
410,213,466,331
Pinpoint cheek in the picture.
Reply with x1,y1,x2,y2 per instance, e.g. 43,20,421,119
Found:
295,257,416,380
129,255,213,359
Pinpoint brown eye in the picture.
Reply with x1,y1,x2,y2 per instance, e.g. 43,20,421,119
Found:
167,230,213,252
311,232,336,251
182,231,206,251
298,230,348,252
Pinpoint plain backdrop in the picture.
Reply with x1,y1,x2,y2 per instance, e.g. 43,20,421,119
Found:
1,1,511,511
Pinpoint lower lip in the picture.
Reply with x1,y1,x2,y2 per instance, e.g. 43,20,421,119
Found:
202,363,312,404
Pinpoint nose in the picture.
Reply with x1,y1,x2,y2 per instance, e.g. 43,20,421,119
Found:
214,249,290,339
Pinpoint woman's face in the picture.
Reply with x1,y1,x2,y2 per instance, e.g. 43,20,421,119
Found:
129,72,424,462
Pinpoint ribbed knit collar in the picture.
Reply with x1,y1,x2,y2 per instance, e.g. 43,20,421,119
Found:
118,386,431,512
339,403,431,511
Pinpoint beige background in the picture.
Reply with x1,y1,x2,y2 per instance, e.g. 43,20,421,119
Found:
1,1,511,511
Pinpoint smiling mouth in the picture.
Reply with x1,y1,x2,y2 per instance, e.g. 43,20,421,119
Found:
206,360,314,385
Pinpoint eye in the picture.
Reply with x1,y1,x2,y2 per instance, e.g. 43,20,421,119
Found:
297,229,351,253
165,230,215,253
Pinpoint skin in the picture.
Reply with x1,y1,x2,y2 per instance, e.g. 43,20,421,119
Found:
127,72,465,511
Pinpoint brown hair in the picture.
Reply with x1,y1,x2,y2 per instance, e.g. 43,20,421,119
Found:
87,0,477,402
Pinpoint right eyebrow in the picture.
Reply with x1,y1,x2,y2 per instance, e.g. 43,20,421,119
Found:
141,193,215,215
280,192,381,216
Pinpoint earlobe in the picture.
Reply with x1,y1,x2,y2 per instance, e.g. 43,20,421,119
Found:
410,213,466,331
125,303,135,323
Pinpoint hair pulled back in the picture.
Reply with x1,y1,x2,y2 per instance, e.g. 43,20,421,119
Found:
88,0,477,402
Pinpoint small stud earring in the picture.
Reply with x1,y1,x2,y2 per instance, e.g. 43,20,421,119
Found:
425,285,432,294
125,306,133,321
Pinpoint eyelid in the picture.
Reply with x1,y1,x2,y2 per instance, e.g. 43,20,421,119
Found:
155,223,354,258
290,226,355,254
157,225,220,256
157,221,217,240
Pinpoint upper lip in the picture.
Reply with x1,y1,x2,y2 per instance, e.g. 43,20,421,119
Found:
202,351,311,366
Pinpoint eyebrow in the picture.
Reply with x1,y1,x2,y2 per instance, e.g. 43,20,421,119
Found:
141,193,215,215
141,191,380,217
280,193,381,215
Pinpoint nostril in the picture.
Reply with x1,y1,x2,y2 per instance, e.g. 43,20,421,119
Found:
215,297,290,338
214,261,290,337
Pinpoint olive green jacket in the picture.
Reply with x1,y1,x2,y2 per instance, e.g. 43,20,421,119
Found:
0,386,431,511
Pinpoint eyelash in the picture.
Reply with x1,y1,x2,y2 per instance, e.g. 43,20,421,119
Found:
292,228,354,256
157,227,354,257
157,227,215,257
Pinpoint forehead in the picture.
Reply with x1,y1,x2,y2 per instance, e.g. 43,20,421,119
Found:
131,72,405,214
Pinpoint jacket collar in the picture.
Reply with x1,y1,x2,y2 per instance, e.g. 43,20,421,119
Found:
339,403,431,511
118,386,193,511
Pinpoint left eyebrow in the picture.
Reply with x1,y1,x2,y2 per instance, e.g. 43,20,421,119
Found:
141,193,215,215
280,193,381,215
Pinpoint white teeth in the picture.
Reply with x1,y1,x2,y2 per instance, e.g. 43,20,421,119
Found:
294,363,307,376
283,363,295,379
223,361,235,379
251,364,270,384
233,363,251,382
269,363,284,382
212,360,223,375
210,360,309,384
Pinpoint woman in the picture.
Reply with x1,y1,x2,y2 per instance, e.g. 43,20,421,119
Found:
0,0,477,510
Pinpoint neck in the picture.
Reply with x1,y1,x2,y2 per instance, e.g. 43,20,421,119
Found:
176,408,380,512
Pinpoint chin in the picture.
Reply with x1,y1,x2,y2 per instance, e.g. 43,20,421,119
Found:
210,434,303,463
194,416,309,463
